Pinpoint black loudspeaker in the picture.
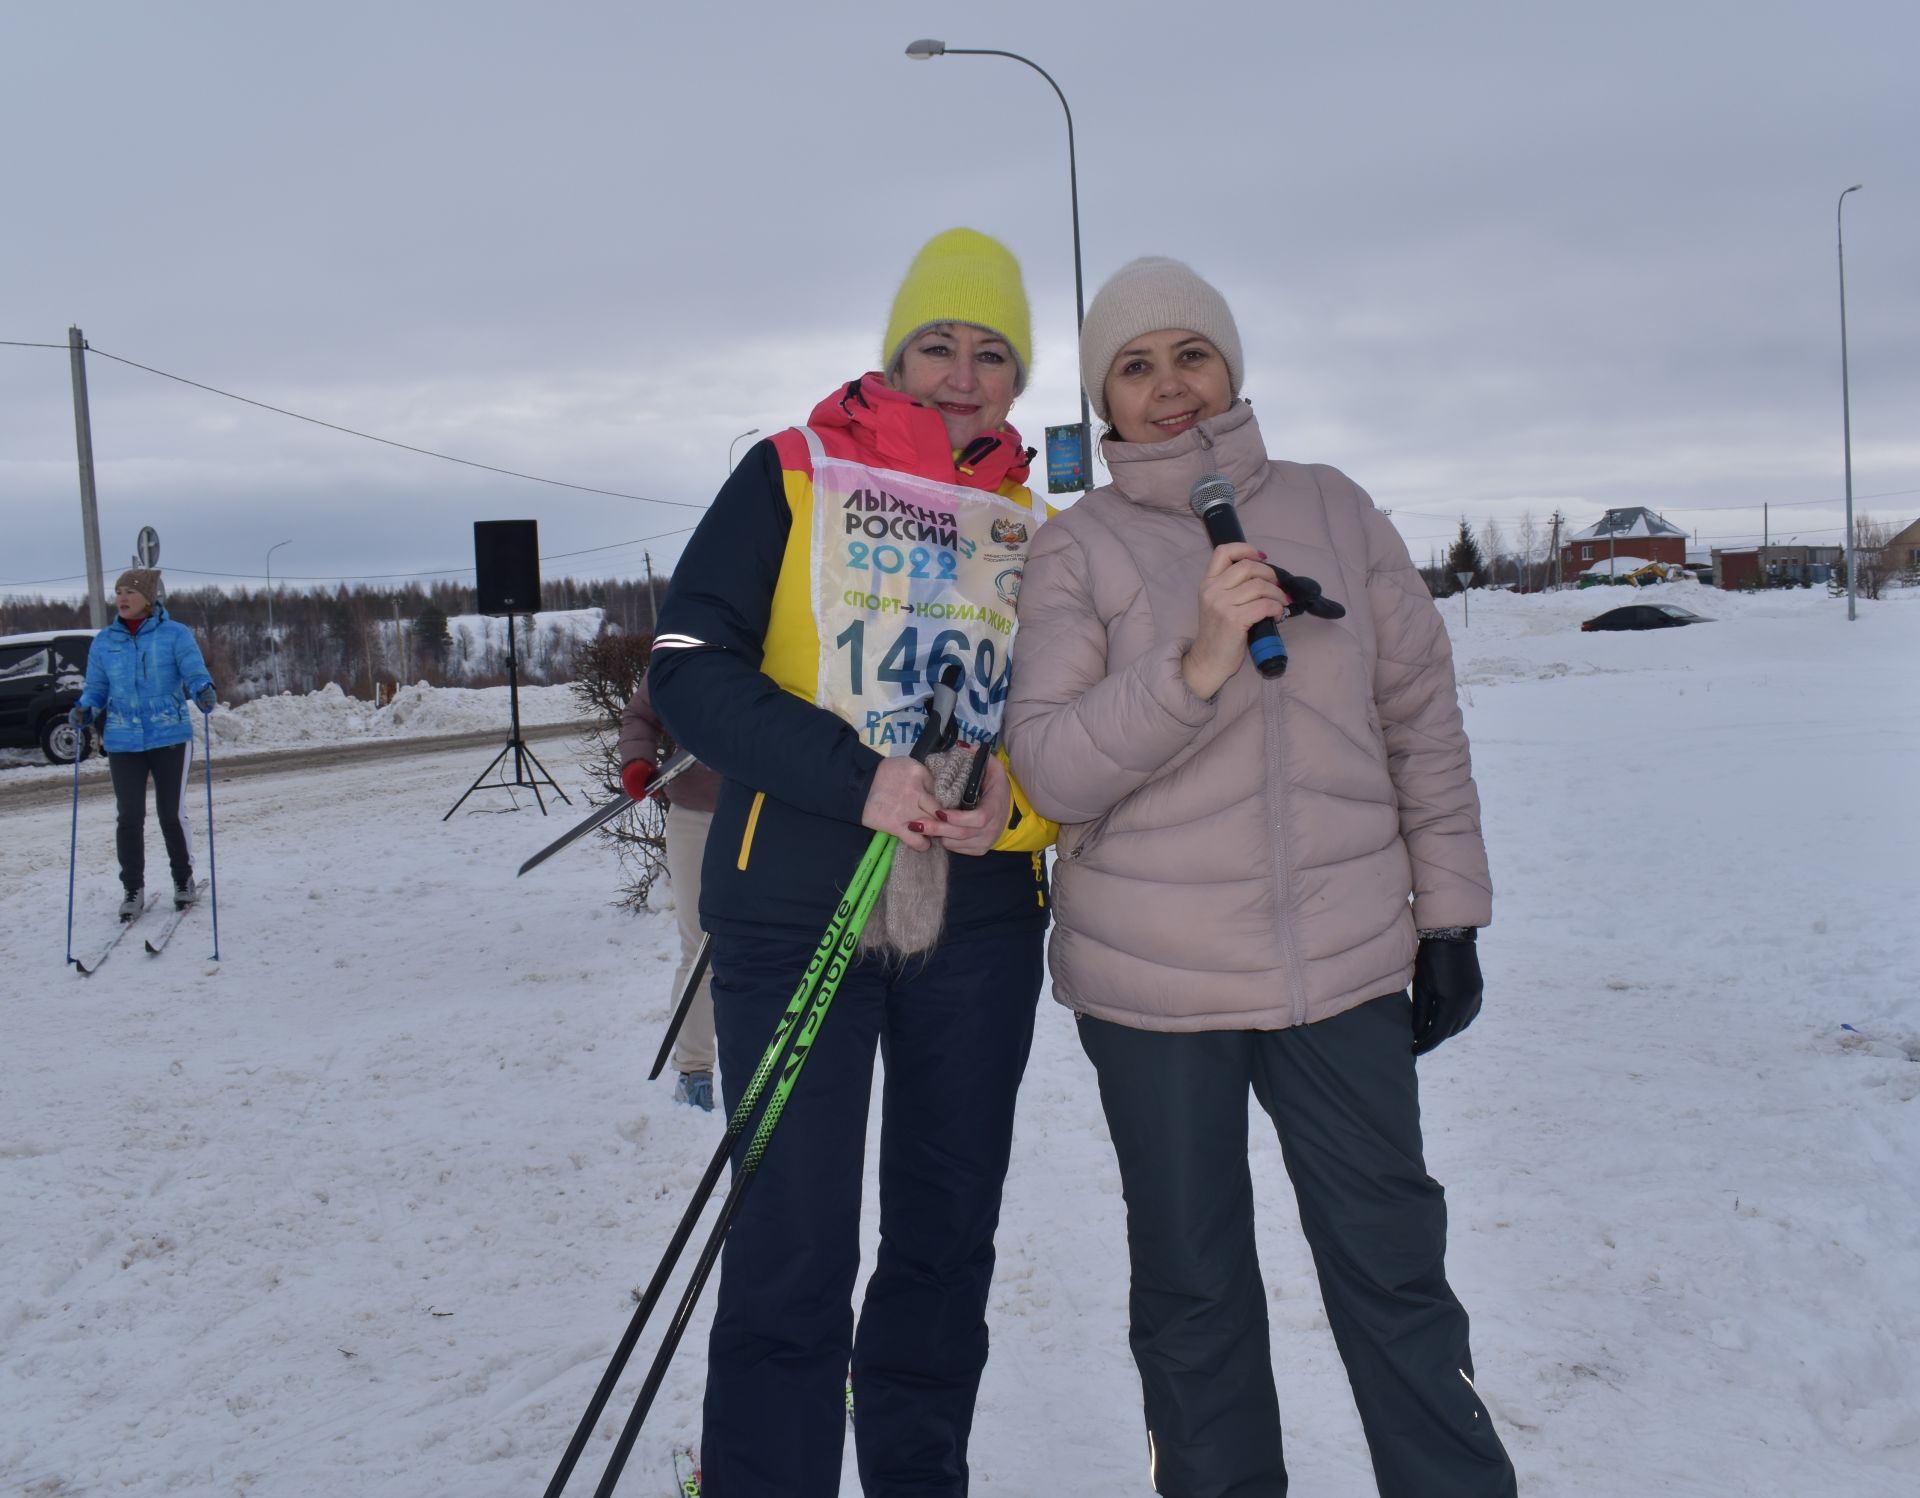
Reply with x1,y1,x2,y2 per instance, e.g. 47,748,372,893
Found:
474,520,542,616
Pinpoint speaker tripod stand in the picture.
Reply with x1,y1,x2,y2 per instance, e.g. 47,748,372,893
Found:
443,613,572,819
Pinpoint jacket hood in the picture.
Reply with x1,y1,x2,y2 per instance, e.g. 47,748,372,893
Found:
1100,399,1267,513
807,373,1032,493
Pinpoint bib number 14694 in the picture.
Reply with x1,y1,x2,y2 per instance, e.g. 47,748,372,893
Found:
833,619,1009,717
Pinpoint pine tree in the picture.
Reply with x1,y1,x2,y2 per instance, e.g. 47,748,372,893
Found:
412,601,452,669
1443,520,1488,594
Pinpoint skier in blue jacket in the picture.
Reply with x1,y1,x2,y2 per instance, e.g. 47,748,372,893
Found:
70,568,217,916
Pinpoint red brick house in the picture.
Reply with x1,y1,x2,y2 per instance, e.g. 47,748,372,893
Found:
1562,508,1688,581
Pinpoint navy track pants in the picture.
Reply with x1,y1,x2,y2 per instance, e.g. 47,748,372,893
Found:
700,925,1044,1498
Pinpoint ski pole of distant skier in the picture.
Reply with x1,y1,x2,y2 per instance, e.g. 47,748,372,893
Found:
540,830,894,1498
65,727,83,966
590,836,899,1498
202,707,220,959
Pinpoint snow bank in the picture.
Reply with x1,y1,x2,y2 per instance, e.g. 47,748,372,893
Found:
204,680,588,747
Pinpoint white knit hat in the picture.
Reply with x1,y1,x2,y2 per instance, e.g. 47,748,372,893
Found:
1079,256,1244,421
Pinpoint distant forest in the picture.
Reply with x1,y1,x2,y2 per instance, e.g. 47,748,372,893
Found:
0,575,665,705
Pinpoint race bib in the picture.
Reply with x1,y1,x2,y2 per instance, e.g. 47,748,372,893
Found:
805,434,1033,756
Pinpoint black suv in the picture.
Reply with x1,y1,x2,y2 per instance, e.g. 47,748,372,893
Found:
0,630,96,763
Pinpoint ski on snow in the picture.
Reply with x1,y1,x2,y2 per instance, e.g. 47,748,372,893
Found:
144,883,209,956
72,893,159,975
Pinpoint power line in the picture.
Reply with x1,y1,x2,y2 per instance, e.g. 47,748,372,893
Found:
0,526,700,590
1,339,70,349
82,343,708,510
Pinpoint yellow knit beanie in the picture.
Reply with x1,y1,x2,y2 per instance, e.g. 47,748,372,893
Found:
882,228,1032,393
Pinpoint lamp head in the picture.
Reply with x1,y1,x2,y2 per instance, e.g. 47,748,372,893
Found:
905,39,946,60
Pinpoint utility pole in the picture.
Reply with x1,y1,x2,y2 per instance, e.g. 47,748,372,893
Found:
643,552,658,637
1549,511,1563,590
68,327,107,628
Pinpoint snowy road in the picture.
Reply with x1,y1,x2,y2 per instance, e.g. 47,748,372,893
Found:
2,587,1915,1496
0,719,593,813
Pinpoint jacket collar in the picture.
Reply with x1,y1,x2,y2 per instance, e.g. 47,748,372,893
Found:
1098,400,1269,513
807,373,1032,493
111,603,169,636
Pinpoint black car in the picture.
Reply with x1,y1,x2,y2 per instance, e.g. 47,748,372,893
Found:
0,630,96,763
1580,603,1711,633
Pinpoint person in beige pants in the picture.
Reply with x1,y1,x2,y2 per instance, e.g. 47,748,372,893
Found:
619,676,723,1110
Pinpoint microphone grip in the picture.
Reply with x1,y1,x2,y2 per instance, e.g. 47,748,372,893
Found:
1197,505,1288,678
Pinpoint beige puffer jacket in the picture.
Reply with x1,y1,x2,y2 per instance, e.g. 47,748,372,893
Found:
1004,403,1490,1032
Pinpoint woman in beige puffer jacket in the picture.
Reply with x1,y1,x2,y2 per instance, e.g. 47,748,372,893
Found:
1004,257,1516,1498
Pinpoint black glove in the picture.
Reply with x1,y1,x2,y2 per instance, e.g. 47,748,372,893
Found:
194,685,217,713
69,703,94,729
1411,928,1482,1056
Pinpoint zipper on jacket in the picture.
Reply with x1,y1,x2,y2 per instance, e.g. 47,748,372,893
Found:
736,790,765,871
1265,686,1310,1026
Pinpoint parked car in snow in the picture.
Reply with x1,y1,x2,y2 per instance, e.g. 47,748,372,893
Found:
1580,604,1711,633
0,630,96,763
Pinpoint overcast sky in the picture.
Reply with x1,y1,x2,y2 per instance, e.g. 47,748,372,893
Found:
4,0,1915,603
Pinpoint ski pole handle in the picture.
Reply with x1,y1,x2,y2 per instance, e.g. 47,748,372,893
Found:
959,734,998,811
912,664,965,764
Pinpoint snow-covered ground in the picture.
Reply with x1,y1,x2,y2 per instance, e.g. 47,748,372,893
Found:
2,581,1916,1496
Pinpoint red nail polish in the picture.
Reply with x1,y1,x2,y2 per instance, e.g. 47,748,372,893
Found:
1258,550,1268,559
908,821,925,834
935,810,950,822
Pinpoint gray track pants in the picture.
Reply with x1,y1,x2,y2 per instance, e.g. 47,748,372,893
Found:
1077,994,1516,1498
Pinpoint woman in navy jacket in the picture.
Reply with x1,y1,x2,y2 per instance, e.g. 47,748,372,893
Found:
71,568,216,915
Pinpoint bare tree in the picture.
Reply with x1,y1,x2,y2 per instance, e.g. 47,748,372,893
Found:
1516,511,1540,591
1481,517,1510,587
1855,515,1892,601
569,630,669,910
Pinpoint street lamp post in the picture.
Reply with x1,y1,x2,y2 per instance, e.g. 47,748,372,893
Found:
728,427,761,473
905,39,1091,470
265,538,292,695
1837,184,1863,621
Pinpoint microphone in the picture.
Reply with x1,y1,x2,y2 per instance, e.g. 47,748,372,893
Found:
1189,474,1287,678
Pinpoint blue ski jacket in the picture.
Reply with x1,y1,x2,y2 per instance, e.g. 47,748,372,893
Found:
79,605,214,753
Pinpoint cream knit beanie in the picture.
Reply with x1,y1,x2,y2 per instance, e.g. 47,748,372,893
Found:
1079,256,1244,421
